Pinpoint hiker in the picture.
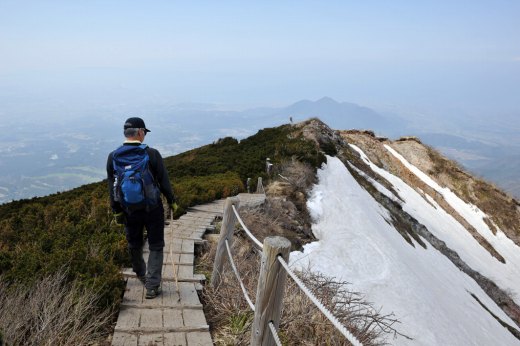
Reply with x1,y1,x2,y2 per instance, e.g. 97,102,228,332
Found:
107,117,177,299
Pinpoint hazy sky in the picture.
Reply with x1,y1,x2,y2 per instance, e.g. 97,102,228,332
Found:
1,1,519,117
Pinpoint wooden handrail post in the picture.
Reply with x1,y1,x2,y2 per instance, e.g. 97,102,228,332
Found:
256,177,263,194
211,196,240,289
251,236,291,346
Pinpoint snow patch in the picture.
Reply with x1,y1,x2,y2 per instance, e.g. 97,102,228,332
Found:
290,155,519,345
382,144,520,303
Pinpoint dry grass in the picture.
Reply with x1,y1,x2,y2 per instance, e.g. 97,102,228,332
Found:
0,269,114,346
239,198,313,250
276,158,317,194
200,235,406,345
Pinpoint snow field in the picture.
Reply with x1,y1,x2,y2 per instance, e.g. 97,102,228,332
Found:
290,155,519,345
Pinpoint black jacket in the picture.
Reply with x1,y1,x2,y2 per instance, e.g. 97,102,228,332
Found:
106,142,175,213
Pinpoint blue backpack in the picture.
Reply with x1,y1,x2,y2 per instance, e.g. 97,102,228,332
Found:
112,144,161,212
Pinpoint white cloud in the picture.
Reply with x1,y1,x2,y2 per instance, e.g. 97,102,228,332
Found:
50,154,59,160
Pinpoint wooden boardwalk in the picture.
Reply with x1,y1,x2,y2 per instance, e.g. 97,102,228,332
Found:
112,194,265,346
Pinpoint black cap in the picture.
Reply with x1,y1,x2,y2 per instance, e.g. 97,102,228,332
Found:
124,117,151,133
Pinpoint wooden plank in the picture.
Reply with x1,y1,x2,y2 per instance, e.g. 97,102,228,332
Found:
178,282,201,306
112,332,138,346
180,217,214,223
122,277,144,306
171,237,206,245
121,304,202,310
169,280,182,303
172,241,183,253
163,333,187,346
165,250,194,255
139,275,202,283
138,333,165,346
114,307,140,330
140,309,163,329
162,252,195,266
186,332,213,346
177,264,194,280
162,264,178,280
183,310,207,327
115,326,208,334
163,309,184,328
181,239,194,253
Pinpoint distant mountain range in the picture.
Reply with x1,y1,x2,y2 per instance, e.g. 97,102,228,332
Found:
269,98,520,198
2,97,519,203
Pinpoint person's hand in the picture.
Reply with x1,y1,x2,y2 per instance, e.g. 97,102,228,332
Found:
170,202,179,214
113,212,125,225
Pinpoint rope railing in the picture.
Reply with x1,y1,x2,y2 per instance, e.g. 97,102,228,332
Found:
232,204,264,249
224,239,256,311
277,256,363,346
214,192,364,345
278,173,290,182
268,321,283,346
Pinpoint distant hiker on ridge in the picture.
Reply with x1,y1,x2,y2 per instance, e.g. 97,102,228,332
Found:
107,117,177,299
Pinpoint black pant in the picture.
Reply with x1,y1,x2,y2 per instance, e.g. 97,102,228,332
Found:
125,204,165,288
125,204,165,251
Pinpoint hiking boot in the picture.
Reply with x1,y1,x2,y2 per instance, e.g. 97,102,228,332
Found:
145,286,161,299
137,275,146,285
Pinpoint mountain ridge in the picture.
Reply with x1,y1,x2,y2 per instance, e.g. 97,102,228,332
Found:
1,118,519,344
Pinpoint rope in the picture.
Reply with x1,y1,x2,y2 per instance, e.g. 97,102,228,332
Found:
277,256,363,346
278,173,290,182
224,239,256,311
232,204,264,249
268,321,283,346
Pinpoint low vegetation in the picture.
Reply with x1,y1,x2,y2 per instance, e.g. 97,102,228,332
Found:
0,182,127,307
166,124,326,186
0,269,112,345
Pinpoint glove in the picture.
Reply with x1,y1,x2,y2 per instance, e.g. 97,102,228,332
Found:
170,202,179,214
113,212,125,225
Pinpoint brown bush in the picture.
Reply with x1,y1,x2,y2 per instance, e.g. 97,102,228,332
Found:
239,197,314,250
276,158,317,195
0,269,113,346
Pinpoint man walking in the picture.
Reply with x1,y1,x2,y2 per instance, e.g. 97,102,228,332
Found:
107,117,177,299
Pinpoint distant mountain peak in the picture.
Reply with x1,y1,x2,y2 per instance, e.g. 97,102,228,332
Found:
315,96,340,104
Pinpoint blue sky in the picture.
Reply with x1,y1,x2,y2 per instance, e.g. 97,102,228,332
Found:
1,1,519,116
